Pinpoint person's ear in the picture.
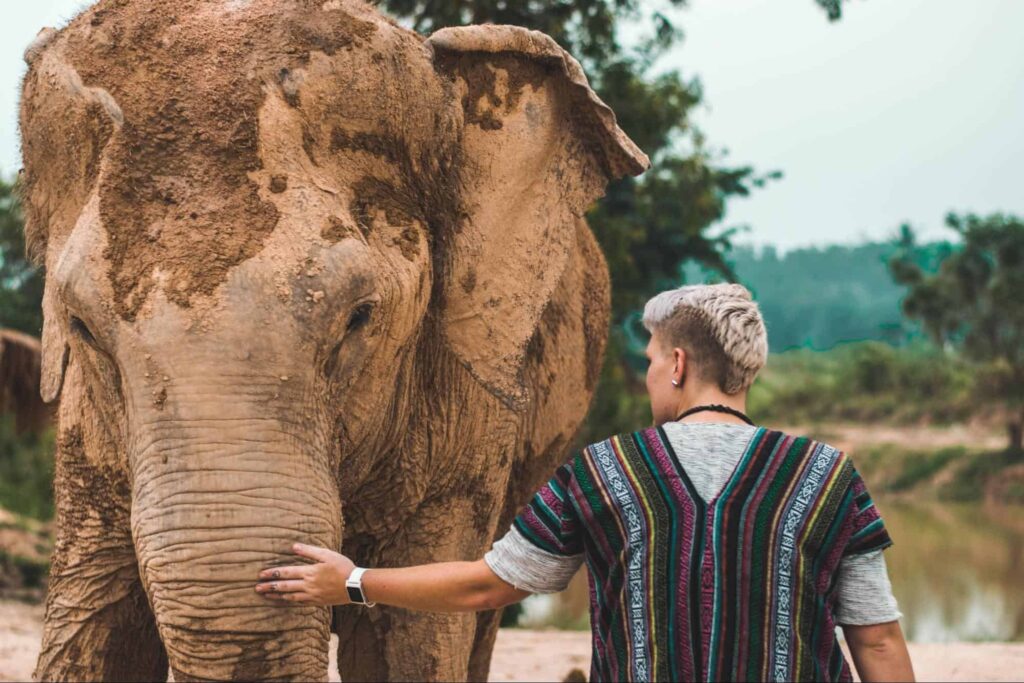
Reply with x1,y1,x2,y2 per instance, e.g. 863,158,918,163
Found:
428,25,649,409
673,347,687,386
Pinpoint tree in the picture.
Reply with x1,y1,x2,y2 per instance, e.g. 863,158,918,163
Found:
890,214,1024,453
0,177,43,337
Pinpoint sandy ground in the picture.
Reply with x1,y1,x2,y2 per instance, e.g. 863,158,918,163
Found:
780,422,1009,453
3,601,1024,682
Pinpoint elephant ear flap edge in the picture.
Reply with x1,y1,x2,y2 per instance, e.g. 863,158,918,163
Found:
427,25,649,411
39,279,70,405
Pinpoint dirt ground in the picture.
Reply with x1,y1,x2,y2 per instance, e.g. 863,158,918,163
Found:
3,600,1023,682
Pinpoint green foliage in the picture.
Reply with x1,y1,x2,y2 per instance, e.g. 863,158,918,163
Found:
578,331,653,446
852,443,973,494
747,341,975,426
0,549,48,590
885,447,964,493
814,0,846,21
378,0,684,67
826,442,1024,504
890,214,1024,452
684,241,953,352
499,602,523,627
0,177,42,336
939,449,1022,502
0,414,55,521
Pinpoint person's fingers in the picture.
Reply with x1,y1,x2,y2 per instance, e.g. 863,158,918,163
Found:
257,588,320,604
258,565,309,581
292,543,335,562
255,580,306,594
259,590,285,601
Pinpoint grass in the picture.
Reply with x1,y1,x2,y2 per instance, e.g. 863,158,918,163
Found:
939,449,1024,502
886,447,966,493
0,415,55,521
853,442,1024,502
747,341,976,426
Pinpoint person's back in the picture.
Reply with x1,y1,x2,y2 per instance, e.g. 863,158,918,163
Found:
495,421,897,681
485,284,910,681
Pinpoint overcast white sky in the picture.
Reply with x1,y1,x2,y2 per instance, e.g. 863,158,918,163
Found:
2,0,1022,250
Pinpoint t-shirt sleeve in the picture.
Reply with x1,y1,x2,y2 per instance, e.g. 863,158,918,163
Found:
835,550,903,625
842,463,893,557
510,458,585,557
483,458,585,594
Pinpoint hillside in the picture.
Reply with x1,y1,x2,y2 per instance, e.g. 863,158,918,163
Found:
684,240,954,352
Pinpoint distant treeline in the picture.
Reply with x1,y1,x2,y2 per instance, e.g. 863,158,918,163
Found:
684,241,955,352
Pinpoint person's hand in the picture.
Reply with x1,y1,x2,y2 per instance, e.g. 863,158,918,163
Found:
255,543,355,606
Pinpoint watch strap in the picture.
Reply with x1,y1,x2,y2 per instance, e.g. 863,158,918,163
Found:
345,566,375,607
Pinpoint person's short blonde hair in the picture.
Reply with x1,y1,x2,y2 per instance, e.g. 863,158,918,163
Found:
641,283,768,394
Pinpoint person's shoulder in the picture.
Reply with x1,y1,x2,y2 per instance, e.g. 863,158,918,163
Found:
759,427,853,466
579,426,671,457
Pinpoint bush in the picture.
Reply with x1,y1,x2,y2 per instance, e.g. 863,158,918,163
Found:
939,449,1020,502
0,414,55,521
747,341,974,425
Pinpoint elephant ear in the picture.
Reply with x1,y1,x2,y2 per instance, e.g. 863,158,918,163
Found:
38,281,70,404
428,25,649,409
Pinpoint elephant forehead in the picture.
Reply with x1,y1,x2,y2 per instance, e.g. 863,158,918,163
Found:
55,0,385,321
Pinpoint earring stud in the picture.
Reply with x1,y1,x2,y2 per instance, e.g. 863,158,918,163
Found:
671,380,679,387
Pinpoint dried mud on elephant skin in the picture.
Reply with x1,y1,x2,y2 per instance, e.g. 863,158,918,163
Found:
21,1,379,321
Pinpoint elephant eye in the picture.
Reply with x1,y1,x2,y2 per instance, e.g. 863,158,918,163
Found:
70,315,100,348
347,303,373,333
323,303,376,378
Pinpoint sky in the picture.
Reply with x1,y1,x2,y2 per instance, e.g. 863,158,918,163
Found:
1,0,1022,251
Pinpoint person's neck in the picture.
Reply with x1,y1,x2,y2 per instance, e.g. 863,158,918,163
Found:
672,387,748,425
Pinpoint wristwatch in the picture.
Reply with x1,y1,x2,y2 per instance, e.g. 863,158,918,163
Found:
345,567,376,607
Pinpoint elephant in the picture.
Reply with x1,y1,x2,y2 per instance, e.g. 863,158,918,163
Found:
19,1,648,680
0,329,49,434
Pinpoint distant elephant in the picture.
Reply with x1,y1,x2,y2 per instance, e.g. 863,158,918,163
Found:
0,329,50,433
20,1,647,680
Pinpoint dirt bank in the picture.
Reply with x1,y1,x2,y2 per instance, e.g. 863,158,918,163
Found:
2,600,1022,682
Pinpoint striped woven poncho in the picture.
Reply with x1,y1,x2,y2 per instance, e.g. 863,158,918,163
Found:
512,426,892,682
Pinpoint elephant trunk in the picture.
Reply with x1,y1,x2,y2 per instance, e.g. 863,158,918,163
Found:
129,404,341,681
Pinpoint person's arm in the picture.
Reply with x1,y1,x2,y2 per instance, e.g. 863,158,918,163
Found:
843,620,914,682
835,463,913,682
255,543,530,611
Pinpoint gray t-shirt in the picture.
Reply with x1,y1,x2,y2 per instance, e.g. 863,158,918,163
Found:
485,422,901,626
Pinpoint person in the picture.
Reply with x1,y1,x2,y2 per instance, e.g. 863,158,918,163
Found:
255,283,915,682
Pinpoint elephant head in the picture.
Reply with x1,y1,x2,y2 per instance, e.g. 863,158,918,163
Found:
20,1,647,679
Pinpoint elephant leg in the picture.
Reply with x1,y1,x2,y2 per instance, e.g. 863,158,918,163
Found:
336,606,479,682
467,607,504,681
336,487,510,682
34,394,166,682
36,569,166,682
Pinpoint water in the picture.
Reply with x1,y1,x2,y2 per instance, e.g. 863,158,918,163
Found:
519,497,1024,642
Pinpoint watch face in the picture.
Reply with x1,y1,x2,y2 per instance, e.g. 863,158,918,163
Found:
346,585,363,604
